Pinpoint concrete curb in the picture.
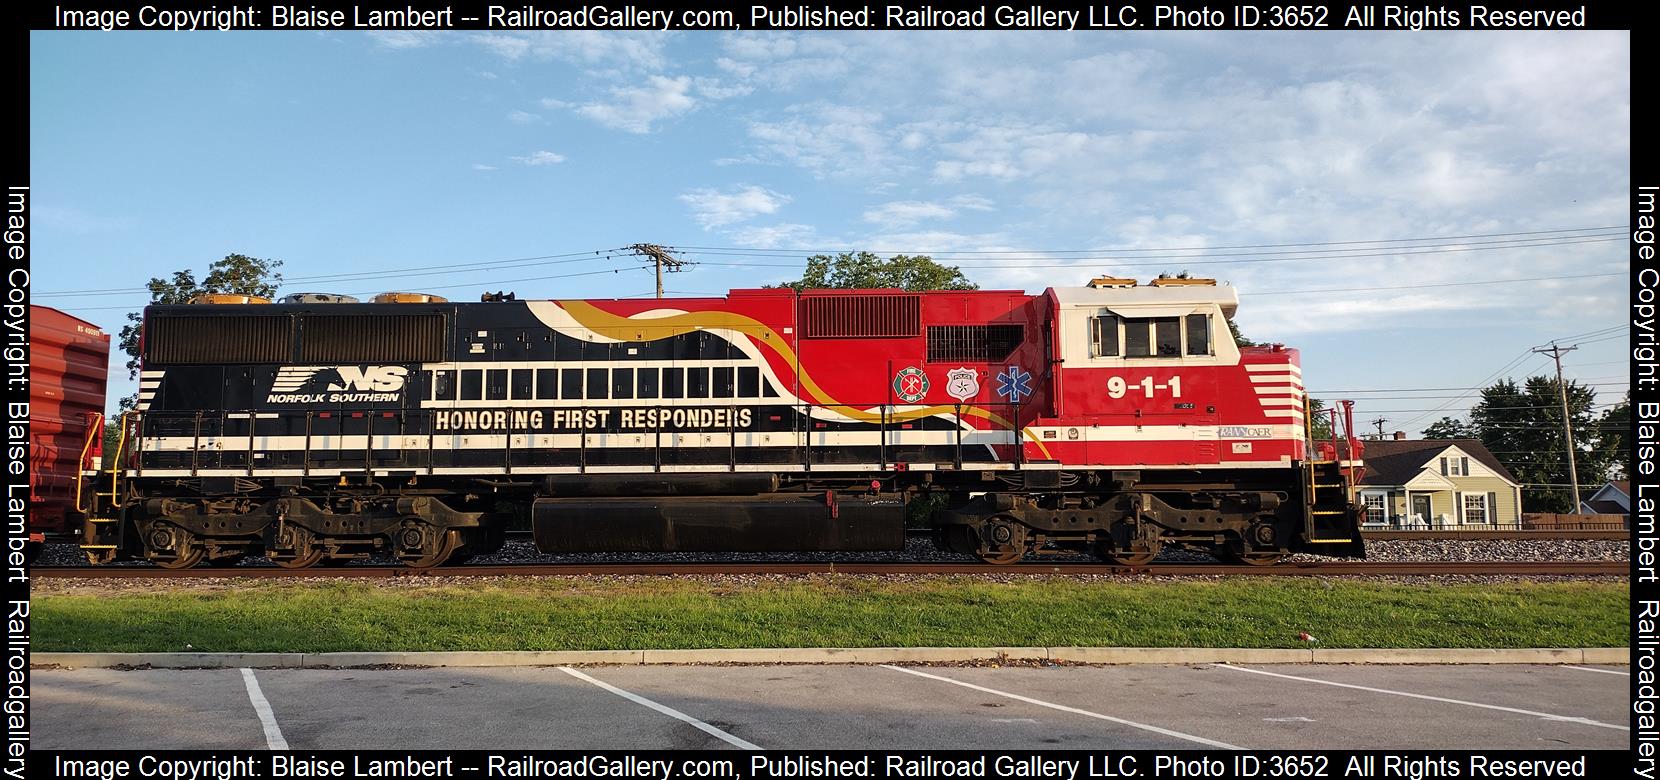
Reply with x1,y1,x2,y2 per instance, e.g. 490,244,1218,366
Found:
32,647,1629,669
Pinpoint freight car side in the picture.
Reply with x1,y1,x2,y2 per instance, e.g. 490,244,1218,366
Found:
27,307,111,555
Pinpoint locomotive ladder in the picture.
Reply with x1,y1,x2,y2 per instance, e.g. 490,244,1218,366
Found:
1302,459,1356,544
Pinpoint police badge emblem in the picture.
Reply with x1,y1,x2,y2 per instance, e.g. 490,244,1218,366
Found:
945,367,979,402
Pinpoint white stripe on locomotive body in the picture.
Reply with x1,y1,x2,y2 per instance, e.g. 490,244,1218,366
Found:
139,422,1306,455
134,459,1299,479
1244,363,1301,375
137,369,165,411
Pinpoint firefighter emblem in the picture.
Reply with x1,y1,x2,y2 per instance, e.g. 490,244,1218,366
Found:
892,367,930,403
945,368,979,402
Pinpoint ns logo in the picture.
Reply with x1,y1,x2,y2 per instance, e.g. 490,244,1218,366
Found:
268,365,409,402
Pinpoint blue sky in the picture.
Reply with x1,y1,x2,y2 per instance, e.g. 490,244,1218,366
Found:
31,30,1631,433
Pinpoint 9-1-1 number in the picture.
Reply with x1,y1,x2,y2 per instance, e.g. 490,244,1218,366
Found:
1107,376,1182,399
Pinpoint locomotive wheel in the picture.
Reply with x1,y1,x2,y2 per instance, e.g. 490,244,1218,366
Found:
1220,521,1286,566
148,524,204,569
975,516,1027,565
395,521,461,569
269,525,327,569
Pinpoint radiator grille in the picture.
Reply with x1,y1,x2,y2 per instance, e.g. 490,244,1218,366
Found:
800,295,920,338
300,314,445,363
926,325,1025,363
144,315,292,365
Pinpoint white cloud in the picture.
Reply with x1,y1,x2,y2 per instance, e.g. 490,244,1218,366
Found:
694,76,752,100
746,105,896,178
471,163,499,171
728,223,818,249
862,201,956,229
950,195,995,211
679,185,791,229
366,31,441,50
506,110,541,124
511,150,566,166
464,32,668,71
575,75,695,133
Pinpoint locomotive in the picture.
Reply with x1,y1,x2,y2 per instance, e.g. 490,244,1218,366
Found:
52,276,1365,568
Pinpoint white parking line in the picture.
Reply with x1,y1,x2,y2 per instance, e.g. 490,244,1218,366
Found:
240,668,290,750
557,667,762,750
1214,664,1628,731
880,665,1242,749
1564,665,1630,676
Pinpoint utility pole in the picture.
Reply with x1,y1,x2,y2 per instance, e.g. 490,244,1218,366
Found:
1532,342,1581,512
627,244,687,299
1370,417,1388,439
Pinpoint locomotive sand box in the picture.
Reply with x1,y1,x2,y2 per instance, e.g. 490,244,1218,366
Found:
32,276,1366,569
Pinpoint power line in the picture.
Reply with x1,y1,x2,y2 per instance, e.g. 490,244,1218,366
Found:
35,247,634,299
669,224,1629,256
1240,271,1621,296
685,234,1626,269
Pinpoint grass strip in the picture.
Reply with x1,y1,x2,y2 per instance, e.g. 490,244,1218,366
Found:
33,577,1628,653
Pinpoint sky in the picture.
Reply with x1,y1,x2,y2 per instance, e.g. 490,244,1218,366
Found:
29,30,1632,434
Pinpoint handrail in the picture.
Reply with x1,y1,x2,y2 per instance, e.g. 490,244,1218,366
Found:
73,412,105,514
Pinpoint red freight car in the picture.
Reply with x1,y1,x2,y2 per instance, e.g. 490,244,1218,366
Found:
27,306,110,559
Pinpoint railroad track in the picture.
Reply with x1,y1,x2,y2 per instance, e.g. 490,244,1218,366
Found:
30,560,1628,579
1360,529,1627,540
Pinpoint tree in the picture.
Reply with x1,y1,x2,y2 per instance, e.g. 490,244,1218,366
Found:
1596,394,1630,480
1226,319,1256,347
773,251,976,292
1306,396,1334,442
1469,376,1609,513
115,253,283,408
1422,417,1475,439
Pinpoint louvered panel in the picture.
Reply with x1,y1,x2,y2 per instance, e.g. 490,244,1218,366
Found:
300,314,445,363
800,295,920,338
926,324,1024,362
144,315,291,365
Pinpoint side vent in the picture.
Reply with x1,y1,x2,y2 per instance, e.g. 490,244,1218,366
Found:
926,324,1024,362
299,314,445,363
144,315,291,364
800,295,920,338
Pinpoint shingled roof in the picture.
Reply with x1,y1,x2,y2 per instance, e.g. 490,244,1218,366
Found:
1358,438,1519,487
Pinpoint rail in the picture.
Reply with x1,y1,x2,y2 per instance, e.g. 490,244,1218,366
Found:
29,560,1628,579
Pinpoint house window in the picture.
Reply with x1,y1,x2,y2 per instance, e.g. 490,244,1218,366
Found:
1362,493,1386,525
1442,456,1469,476
1463,493,1488,524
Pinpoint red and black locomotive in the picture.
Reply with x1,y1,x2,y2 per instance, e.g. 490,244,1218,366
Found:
53,277,1365,568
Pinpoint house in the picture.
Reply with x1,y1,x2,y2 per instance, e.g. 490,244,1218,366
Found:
1578,480,1630,517
1354,435,1523,529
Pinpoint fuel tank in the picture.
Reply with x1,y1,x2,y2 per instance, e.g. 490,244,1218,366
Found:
532,493,905,552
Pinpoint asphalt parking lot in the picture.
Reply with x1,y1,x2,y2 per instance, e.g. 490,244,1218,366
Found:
34,663,1629,750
